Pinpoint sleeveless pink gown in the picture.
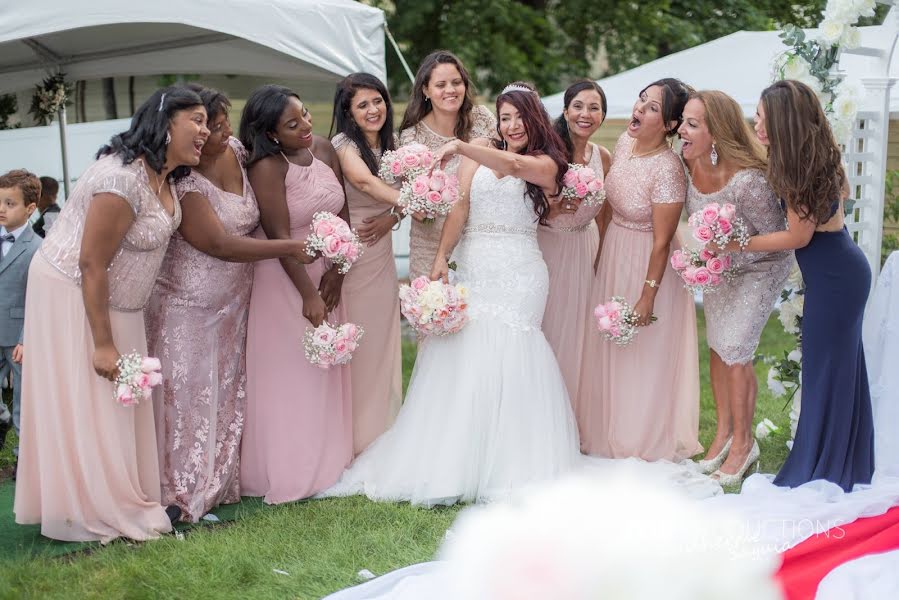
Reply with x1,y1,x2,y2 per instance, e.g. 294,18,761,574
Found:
538,142,604,413
240,153,353,504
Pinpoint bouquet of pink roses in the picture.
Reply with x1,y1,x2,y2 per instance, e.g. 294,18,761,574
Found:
594,297,654,346
399,169,460,223
560,164,605,208
114,352,163,406
303,321,364,369
378,143,434,183
305,212,362,274
399,276,469,336
670,248,735,293
686,202,749,250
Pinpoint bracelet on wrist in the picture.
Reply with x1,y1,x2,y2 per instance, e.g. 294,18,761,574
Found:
644,279,658,289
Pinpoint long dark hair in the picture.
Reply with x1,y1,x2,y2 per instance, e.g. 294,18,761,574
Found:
96,85,203,182
639,78,692,138
399,50,478,141
185,83,231,123
329,73,396,176
553,79,607,160
493,82,568,225
761,80,847,224
239,84,300,167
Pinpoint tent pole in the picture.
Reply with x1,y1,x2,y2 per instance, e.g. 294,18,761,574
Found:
384,24,415,84
57,106,71,198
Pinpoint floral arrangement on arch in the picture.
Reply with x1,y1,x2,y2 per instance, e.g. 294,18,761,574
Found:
772,0,874,143
29,72,73,126
764,0,875,447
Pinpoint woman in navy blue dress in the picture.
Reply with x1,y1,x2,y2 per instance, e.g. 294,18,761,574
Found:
719,80,874,491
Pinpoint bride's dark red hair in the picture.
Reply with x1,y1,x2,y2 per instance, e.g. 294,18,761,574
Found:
492,82,568,224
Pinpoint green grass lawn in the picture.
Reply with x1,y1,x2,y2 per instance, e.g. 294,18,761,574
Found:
0,310,795,599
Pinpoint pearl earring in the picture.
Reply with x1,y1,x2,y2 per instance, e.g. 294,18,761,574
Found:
710,143,718,166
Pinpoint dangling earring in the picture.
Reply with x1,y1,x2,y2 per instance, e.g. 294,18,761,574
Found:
165,131,172,145
424,95,430,103
710,143,718,166
273,137,280,145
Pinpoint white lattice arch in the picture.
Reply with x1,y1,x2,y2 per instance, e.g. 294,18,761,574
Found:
842,1,899,285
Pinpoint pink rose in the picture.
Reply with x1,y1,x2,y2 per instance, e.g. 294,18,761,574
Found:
116,383,133,405
706,256,725,274
411,175,429,197
721,255,733,270
313,219,336,238
141,357,162,373
578,168,596,184
693,225,714,244
610,325,622,338
420,151,434,166
587,179,603,193
670,250,689,271
693,267,712,285
341,323,359,339
709,273,722,286
562,170,579,187
594,304,608,319
390,160,402,176
324,236,343,257
701,205,720,225
402,153,421,169
698,248,714,262
574,182,588,198
132,372,151,388
682,266,698,285
411,276,429,291
717,218,733,236
148,371,163,387
441,187,458,204
597,315,613,331
426,190,443,204
343,244,359,262
315,327,336,345
719,203,737,221
429,172,446,191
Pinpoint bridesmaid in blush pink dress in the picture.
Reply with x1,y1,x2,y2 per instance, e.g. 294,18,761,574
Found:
238,85,353,504
330,74,402,455
539,80,612,418
579,79,702,462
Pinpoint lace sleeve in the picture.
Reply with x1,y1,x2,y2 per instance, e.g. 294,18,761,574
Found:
228,137,249,166
174,173,206,201
93,165,143,214
470,105,497,139
651,154,687,204
398,126,416,146
331,132,361,155
734,169,785,235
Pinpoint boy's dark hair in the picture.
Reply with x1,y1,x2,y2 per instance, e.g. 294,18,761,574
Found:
39,176,59,201
0,169,41,205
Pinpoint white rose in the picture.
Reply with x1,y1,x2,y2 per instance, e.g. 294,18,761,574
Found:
824,0,854,22
854,0,876,19
778,302,800,334
818,19,845,46
840,25,861,49
787,268,804,290
830,117,853,144
833,93,859,121
767,368,787,397
787,348,802,363
782,55,811,80
797,74,823,95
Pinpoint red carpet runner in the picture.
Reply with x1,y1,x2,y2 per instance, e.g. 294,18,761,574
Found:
776,505,899,600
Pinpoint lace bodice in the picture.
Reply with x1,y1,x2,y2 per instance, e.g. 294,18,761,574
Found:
453,167,548,332
40,154,182,311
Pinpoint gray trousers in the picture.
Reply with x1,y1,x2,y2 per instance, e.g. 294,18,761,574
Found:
0,346,21,454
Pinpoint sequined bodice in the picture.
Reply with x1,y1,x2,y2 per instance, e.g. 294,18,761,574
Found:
40,154,182,311
453,167,548,332
544,142,605,230
604,133,686,232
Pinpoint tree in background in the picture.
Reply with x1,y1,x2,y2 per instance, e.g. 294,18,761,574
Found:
372,0,888,97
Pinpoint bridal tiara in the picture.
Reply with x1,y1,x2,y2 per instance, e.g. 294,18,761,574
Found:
501,83,537,96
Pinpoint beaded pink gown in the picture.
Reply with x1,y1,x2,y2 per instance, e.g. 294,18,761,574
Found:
240,150,353,504
538,142,603,411
578,133,702,461
146,138,258,521
15,154,177,542
399,105,496,279
332,133,402,455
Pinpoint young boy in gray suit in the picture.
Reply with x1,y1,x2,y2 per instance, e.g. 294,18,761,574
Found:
0,170,41,455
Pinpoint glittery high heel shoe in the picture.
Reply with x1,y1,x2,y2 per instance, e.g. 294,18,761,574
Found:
697,436,732,475
712,440,760,487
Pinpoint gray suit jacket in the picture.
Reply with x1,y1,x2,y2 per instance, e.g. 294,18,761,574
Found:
0,226,41,346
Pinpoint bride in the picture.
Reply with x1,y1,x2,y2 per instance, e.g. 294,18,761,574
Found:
322,82,583,506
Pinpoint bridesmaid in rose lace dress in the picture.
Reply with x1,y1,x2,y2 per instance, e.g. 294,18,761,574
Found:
330,74,402,454
680,91,791,484
146,86,313,521
578,79,702,461
239,85,353,503
539,80,612,420
398,51,496,279
15,87,208,542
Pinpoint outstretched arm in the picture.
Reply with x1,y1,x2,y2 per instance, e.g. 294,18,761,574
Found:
430,157,478,282
432,139,559,191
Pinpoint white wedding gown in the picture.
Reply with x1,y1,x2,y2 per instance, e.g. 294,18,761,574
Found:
322,167,581,505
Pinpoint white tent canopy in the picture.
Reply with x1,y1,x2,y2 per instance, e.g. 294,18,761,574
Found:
0,0,386,95
543,24,899,118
